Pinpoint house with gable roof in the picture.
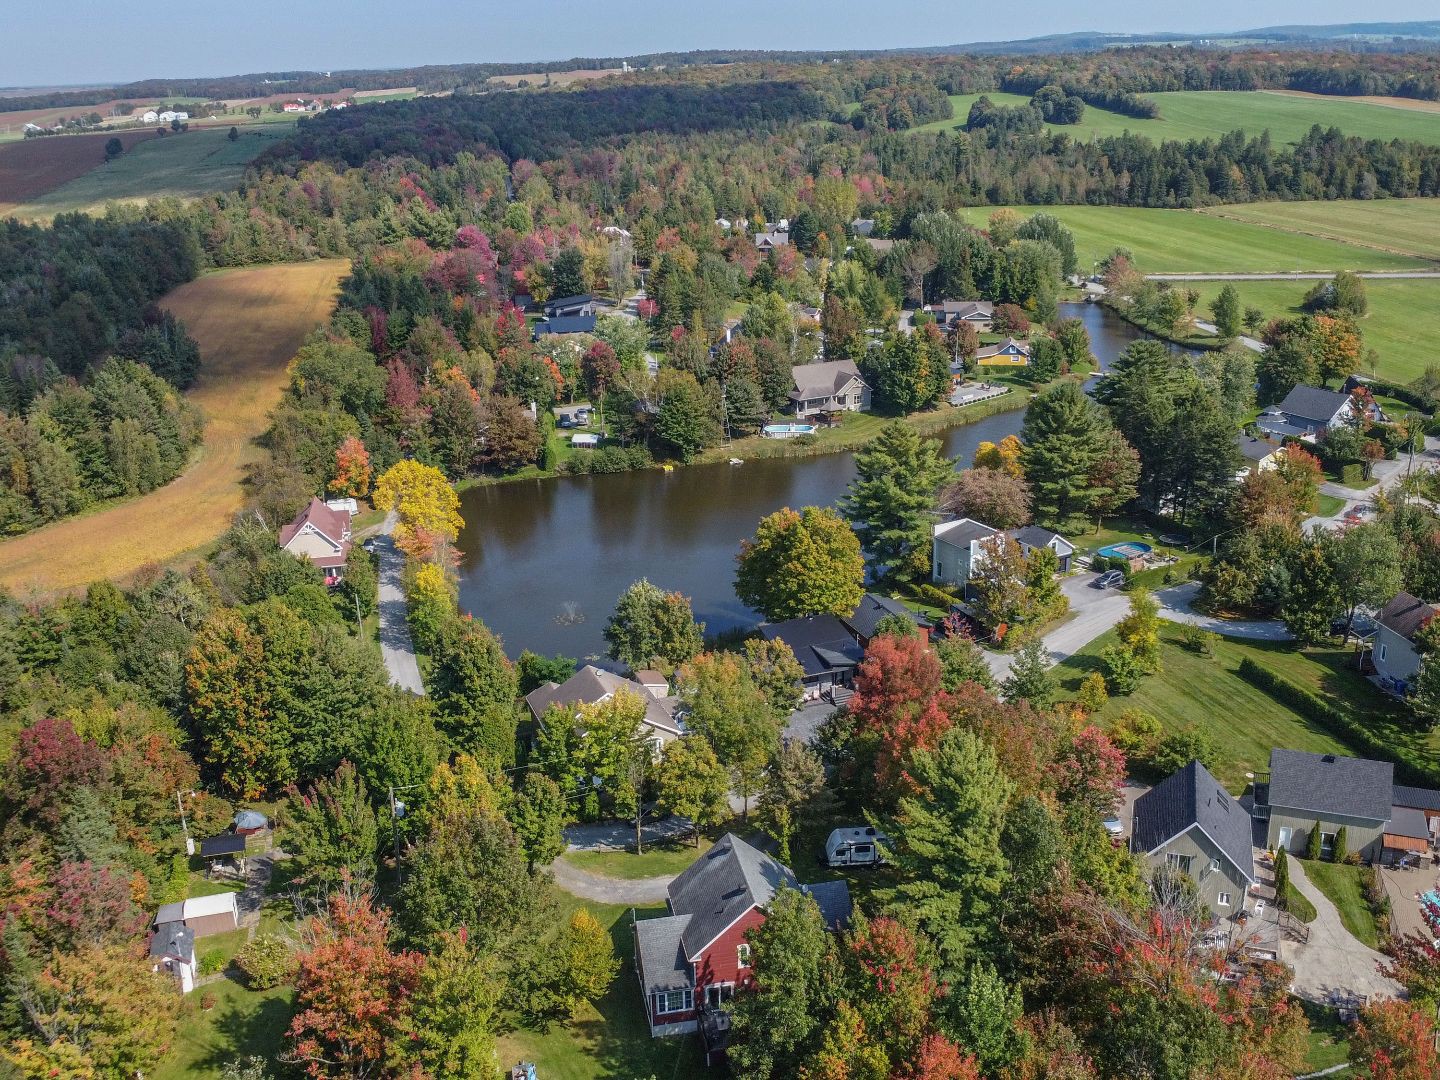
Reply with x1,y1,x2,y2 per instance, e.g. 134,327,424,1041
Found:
1132,760,1255,919
1372,590,1440,692
634,833,851,1060
279,497,353,585
1256,384,1374,443
788,359,870,418
523,664,685,752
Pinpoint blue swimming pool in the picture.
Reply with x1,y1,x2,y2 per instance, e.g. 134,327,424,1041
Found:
762,423,818,438
1097,541,1153,560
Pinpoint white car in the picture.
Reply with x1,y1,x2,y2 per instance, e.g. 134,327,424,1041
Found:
1102,816,1125,837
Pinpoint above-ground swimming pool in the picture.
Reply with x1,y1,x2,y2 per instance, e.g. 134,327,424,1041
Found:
763,423,818,438
1097,541,1153,560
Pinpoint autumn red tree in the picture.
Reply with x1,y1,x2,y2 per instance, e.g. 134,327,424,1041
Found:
329,436,372,498
581,340,621,401
1048,725,1126,817
2,718,110,831
844,916,940,1062
848,635,951,793
1349,999,1440,1079
904,1035,983,1080
285,892,425,1078
46,861,147,949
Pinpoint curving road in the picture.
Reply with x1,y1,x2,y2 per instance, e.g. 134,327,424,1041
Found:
375,512,424,695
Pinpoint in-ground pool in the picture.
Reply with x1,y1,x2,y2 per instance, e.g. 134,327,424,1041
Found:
1097,541,1153,560
762,423,818,438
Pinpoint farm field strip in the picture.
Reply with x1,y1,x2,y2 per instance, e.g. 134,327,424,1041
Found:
8,122,296,220
952,204,1429,274
0,129,155,213
911,90,1440,146
0,260,347,596
1199,198,1440,263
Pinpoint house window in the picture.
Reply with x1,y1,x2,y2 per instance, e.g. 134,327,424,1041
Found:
1379,643,1388,662
1218,892,1232,908
706,983,734,1008
1321,832,1337,858
1166,852,1194,875
655,989,692,1015
737,943,751,968
1207,859,1220,875
647,737,664,759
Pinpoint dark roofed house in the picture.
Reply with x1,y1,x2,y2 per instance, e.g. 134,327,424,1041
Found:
524,664,685,752
759,615,863,699
931,517,999,589
633,833,850,1062
1132,760,1255,919
1008,525,1076,573
1258,749,1406,863
278,497,353,585
842,593,932,649
1235,434,1286,479
1392,784,1440,846
533,313,598,338
789,360,870,419
149,921,198,993
1256,384,1366,442
925,299,994,330
1373,591,1440,693
543,294,595,319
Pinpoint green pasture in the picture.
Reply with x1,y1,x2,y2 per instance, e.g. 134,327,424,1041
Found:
1201,198,1440,263
952,204,1428,274
910,90,1440,146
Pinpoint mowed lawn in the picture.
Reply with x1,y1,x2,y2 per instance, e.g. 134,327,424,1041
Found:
953,204,1427,274
1186,277,1440,385
1055,625,1433,791
0,260,347,596
152,978,293,1080
1200,198,1440,264
9,122,296,220
496,896,707,1079
910,90,1440,146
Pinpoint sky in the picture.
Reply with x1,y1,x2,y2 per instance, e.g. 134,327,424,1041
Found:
9,0,1440,88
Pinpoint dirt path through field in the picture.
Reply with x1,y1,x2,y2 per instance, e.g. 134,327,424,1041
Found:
1261,89,1440,115
0,259,347,596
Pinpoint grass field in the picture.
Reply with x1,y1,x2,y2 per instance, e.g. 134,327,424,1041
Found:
953,205,1429,274
153,977,293,1080
562,836,713,879
911,90,1440,146
8,123,296,220
1200,198,1440,263
1056,624,1433,791
1186,277,1440,385
496,896,706,1079
1302,861,1382,948
0,260,347,596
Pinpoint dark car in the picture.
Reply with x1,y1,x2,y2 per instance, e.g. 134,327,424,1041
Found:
557,416,574,429
1092,569,1125,589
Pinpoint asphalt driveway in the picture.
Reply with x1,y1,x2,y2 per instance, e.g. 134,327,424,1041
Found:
986,572,1132,682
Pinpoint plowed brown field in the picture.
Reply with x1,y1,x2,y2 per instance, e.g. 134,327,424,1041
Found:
0,260,347,596
0,129,159,213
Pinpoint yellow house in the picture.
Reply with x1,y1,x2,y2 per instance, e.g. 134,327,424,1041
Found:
975,338,1031,367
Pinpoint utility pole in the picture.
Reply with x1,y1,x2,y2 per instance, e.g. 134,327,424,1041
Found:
175,789,195,855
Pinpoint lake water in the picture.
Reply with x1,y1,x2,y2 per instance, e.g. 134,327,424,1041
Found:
455,302,1179,658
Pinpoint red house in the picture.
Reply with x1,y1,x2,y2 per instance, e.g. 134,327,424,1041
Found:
278,497,353,586
633,833,851,1063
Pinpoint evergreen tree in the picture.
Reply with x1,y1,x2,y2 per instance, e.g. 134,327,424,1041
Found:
840,421,954,582
1019,381,1109,528
1306,821,1322,861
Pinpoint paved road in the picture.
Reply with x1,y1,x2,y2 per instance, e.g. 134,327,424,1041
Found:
1148,271,1440,282
375,512,425,695
1192,318,1266,353
1154,582,1294,641
987,573,1132,682
1301,437,1440,534
1284,859,1403,1005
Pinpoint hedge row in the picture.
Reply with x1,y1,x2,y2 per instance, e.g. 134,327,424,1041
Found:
1236,657,1438,787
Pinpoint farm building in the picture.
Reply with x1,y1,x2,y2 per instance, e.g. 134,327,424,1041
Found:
153,892,240,939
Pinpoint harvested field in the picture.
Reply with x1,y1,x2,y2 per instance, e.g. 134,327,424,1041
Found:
1262,89,1440,115
0,129,158,213
0,260,347,596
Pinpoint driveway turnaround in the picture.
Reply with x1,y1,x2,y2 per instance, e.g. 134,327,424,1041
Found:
1154,582,1294,641
1283,860,1403,1005
986,573,1132,681
549,857,673,905
375,513,425,695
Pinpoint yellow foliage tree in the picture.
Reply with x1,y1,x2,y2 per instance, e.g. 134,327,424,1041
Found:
973,434,1024,479
373,460,463,560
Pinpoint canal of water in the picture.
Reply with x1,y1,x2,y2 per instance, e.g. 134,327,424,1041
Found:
455,302,1186,658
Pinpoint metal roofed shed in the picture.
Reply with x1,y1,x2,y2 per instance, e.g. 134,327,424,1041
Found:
199,834,247,858
234,810,268,834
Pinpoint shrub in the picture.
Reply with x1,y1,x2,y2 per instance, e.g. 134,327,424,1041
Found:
1151,726,1217,776
234,934,295,990
1076,671,1109,714
1178,622,1208,653
198,949,228,977
560,445,653,475
1333,825,1348,863
1340,463,1365,487
1306,821,1322,861
1100,643,1143,694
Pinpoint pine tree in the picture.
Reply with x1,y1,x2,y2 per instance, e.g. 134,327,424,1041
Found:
840,421,955,583
1019,381,1109,529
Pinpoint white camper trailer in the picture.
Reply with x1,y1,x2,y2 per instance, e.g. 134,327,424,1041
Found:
825,826,888,867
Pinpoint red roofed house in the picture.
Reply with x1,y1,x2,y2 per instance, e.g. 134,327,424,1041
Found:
279,497,353,585
634,833,851,1064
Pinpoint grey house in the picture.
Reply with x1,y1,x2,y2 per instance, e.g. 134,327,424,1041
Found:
1373,591,1440,692
1132,760,1255,919
1257,749,1394,862
1010,525,1075,573
932,518,1000,588
1255,384,1359,442
788,360,870,419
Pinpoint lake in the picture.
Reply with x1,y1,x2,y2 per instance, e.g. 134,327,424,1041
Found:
455,302,1183,659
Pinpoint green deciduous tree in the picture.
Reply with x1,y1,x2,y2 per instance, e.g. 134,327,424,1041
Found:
510,772,566,869
655,737,732,845
403,929,501,1080
1001,639,1054,705
735,505,865,619
757,740,830,864
604,579,705,670
742,637,806,715
285,761,381,893
942,961,1027,1076
1211,284,1242,338
677,652,780,817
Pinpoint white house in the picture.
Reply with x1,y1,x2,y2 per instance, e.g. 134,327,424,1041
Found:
139,110,159,124
1256,385,1363,443
1235,434,1286,480
933,518,1074,586
157,110,189,123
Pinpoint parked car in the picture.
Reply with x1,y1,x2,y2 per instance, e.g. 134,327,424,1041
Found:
1092,570,1125,589
1102,816,1124,837
361,538,378,554
557,416,574,429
